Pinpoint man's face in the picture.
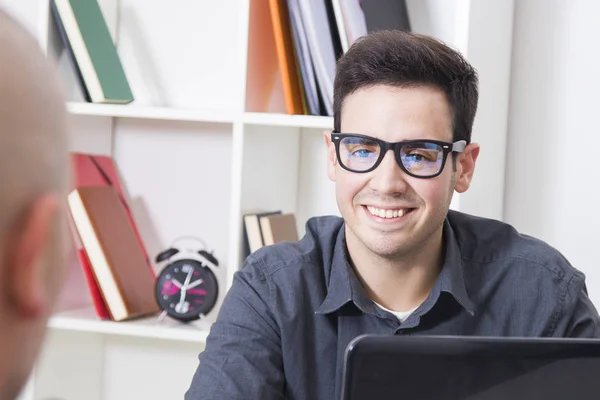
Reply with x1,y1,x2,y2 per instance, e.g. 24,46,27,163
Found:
326,84,476,260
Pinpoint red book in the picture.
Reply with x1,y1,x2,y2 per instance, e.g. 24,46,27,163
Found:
76,248,111,320
68,153,154,320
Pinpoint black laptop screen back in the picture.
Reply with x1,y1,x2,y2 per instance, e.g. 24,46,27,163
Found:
342,335,600,400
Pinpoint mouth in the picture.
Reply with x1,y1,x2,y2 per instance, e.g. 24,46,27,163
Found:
364,205,416,220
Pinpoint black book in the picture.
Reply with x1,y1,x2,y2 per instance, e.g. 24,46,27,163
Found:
361,0,411,32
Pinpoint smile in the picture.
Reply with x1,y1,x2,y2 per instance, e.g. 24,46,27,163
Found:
366,206,413,219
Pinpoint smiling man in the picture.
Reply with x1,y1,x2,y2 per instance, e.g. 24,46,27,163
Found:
186,30,600,400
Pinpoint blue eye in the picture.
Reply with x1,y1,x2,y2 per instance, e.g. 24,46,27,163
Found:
351,149,375,158
403,154,426,162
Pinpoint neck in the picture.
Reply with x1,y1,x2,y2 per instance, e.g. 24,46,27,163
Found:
0,331,19,400
0,317,41,400
346,226,445,312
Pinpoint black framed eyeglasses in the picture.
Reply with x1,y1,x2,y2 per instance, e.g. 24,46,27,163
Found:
331,132,467,179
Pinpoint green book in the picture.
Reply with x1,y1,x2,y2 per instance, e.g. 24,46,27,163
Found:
51,0,134,104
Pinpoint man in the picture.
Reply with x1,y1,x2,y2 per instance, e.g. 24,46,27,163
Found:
0,10,70,400
186,30,600,399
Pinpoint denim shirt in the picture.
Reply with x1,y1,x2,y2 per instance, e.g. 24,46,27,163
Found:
185,211,600,400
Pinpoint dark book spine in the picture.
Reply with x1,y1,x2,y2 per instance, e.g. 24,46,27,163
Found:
324,0,343,60
50,0,92,102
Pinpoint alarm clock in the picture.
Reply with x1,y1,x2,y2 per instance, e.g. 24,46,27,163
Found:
154,238,219,323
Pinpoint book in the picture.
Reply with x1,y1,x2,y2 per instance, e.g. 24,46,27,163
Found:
360,0,411,33
65,211,111,320
68,186,159,322
259,213,299,246
242,210,282,260
286,0,320,115
50,0,134,104
324,0,344,60
245,0,288,114
338,0,368,47
297,0,336,116
69,153,151,320
269,0,305,115
329,0,349,55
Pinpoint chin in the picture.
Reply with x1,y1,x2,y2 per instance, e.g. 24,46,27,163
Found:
365,235,416,259
346,220,413,258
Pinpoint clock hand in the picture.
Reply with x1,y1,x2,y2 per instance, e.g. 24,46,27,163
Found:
172,279,183,288
186,279,204,289
177,268,194,310
183,267,193,289
178,284,186,307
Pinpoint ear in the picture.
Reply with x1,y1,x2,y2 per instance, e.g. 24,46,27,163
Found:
5,193,61,319
454,143,480,193
323,130,337,182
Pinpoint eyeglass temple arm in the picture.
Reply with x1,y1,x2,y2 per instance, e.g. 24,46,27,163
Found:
452,140,467,152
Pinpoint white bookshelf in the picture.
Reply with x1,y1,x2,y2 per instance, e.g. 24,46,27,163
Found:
49,307,210,343
6,0,514,399
66,102,332,128
66,102,237,124
243,111,333,129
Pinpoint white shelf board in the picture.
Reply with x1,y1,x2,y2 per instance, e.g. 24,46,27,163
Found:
244,112,333,130
66,102,236,124
48,307,211,343
66,104,333,130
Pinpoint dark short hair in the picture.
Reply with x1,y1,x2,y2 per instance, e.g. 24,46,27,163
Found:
333,30,479,144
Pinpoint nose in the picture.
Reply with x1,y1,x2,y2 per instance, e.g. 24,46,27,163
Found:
368,149,409,195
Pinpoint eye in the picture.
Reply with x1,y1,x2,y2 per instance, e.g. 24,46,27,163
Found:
403,149,439,162
404,153,426,162
351,148,376,158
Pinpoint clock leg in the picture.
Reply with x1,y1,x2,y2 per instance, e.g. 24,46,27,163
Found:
157,310,168,323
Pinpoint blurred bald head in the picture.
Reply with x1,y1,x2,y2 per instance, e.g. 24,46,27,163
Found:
0,10,69,237
0,10,70,400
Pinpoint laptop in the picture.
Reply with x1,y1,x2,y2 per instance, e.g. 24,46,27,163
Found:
341,334,600,400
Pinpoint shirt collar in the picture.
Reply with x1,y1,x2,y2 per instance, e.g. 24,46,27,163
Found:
315,216,475,316
315,225,377,315
437,218,475,315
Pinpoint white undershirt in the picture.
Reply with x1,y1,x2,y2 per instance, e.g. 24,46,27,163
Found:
374,301,418,323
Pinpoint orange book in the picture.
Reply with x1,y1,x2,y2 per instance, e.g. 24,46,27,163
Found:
68,186,159,322
269,0,305,115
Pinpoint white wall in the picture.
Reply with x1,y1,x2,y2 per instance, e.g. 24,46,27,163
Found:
458,0,514,221
505,0,600,306
408,0,515,222
0,0,38,37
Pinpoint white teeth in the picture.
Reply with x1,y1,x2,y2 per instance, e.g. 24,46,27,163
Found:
367,206,409,219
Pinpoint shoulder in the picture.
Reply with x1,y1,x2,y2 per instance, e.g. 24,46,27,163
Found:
238,215,344,280
448,210,584,283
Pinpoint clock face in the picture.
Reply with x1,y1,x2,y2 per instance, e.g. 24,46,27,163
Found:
154,259,219,322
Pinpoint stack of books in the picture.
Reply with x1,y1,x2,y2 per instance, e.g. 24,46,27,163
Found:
259,0,411,116
242,210,299,260
66,154,158,322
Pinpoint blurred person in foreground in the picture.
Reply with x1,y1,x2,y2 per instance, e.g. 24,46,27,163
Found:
0,10,71,400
